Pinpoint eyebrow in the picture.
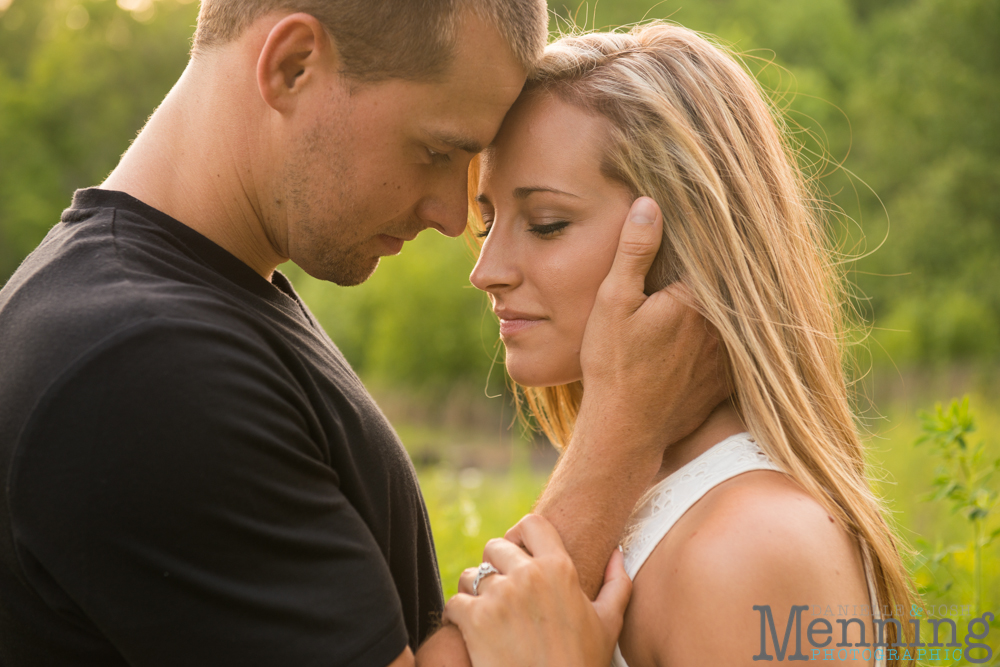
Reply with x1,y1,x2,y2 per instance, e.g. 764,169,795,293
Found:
513,186,581,200
431,131,484,155
475,187,582,206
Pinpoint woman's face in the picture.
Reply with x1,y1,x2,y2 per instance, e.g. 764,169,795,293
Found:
470,92,634,387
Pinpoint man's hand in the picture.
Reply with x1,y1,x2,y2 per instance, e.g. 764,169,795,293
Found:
580,196,729,456
446,514,631,667
535,196,731,597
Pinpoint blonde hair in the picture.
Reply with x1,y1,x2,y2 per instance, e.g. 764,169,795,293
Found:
193,0,547,81
469,23,914,662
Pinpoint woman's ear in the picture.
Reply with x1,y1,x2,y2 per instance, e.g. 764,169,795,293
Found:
256,13,335,113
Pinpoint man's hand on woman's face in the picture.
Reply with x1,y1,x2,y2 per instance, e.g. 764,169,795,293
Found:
580,196,731,460
445,514,631,667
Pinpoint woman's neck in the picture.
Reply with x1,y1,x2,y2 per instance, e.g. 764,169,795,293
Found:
650,400,746,486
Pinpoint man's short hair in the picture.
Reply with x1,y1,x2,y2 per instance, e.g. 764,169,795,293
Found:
193,0,548,80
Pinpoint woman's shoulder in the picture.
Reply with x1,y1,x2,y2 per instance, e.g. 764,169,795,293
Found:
644,468,849,599
680,468,843,560
618,469,870,666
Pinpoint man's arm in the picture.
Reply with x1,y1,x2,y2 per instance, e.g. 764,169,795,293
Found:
411,626,470,667
532,197,729,597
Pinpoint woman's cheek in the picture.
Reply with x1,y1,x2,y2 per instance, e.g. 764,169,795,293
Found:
579,234,620,317
558,253,615,353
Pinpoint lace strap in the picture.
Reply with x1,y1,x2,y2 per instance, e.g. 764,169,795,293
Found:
619,433,783,579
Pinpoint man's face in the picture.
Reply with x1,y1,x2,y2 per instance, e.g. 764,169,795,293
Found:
275,14,527,286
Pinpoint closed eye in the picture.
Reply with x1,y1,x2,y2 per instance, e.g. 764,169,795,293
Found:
529,221,570,237
475,220,493,239
427,147,452,166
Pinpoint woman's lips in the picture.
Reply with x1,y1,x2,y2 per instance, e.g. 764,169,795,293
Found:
499,318,544,337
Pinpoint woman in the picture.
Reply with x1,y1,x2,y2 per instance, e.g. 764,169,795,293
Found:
464,23,914,667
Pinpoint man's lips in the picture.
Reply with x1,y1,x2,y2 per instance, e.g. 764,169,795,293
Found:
495,309,545,337
377,234,417,255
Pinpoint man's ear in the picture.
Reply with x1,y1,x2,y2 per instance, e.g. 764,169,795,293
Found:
257,13,335,113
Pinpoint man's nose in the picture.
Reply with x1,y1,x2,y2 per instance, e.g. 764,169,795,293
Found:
415,171,472,238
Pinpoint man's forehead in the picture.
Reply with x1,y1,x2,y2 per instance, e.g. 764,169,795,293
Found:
417,94,514,154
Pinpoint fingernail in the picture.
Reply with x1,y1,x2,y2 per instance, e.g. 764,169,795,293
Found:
629,198,657,224
618,544,624,554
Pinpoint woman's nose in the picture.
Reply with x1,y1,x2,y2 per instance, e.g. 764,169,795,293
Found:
470,233,521,293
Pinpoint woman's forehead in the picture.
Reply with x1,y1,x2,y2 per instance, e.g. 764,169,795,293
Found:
480,93,613,195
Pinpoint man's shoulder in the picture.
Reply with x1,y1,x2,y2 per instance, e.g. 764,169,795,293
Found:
2,200,297,387
0,213,310,487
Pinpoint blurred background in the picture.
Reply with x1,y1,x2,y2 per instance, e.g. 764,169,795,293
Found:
2,0,998,629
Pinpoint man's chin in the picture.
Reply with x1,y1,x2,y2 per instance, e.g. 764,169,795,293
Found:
299,254,380,287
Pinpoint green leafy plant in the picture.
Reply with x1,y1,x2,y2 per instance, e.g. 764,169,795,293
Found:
915,396,1000,615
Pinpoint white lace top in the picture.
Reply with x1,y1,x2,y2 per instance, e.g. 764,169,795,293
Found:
611,432,884,667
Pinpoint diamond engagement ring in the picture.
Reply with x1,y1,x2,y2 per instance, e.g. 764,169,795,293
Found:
472,562,499,596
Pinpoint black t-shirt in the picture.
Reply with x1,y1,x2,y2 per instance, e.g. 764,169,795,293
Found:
0,189,443,666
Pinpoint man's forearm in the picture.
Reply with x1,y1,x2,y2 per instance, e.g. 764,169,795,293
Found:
414,624,472,667
533,391,664,598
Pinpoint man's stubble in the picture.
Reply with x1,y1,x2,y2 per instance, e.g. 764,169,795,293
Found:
282,115,383,287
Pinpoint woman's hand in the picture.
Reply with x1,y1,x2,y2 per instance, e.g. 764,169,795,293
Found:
445,514,632,667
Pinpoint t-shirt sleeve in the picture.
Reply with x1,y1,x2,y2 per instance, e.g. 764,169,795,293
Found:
9,318,408,667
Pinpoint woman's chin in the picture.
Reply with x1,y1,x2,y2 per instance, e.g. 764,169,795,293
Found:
506,361,582,388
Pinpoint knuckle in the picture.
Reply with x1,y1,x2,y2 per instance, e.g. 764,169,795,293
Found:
511,558,533,580
483,538,505,557
555,554,577,579
618,238,653,258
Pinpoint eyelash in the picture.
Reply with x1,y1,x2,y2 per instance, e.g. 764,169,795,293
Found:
529,221,570,237
474,220,570,239
426,148,452,165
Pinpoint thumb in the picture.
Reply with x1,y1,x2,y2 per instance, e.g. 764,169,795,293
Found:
604,197,663,304
593,547,632,640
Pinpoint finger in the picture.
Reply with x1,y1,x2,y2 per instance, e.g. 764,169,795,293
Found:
602,197,663,306
508,513,567,558
482,537,532,573
593,548,632,638
458,566,478,596
443,592,474,628
503,521,525,549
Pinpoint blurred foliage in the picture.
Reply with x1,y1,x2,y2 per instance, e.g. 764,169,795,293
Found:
1,0,998,390
866,394,1000,642
0,0,199,278
419,462,546,599
285,236,503,397
916,396,1000,614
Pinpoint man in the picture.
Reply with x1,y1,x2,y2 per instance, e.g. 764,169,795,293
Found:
0,1,726,665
